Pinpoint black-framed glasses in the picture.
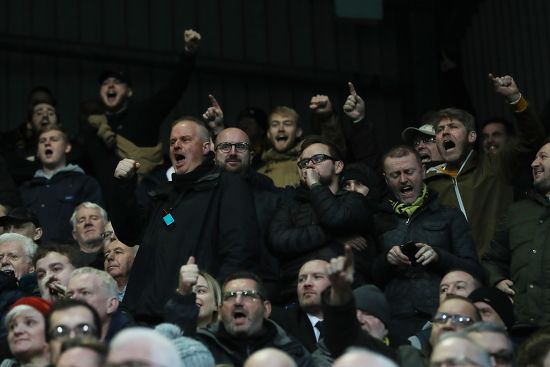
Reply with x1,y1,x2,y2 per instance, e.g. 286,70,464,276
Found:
432,312,474,327
222,289,263,303
49,323,98,340
215,142,250,153
412,136,436,147
297,154,335,169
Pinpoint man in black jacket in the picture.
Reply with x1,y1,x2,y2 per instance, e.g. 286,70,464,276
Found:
197,271,314,367
371,145,482,343
268,135,372,303
112,118,259,323
214,127,283,301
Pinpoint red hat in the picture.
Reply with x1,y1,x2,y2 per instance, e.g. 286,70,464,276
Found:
11,297,52,317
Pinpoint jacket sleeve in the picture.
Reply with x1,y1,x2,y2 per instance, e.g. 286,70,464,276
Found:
482,211,512,286
164,292,199,337
322,291,397,362
109,177,148,247
309,186,372,234
431,209,484,279
268,200,328,257
342,117,380,170
216,173,261,280
310,113,347,158
137,52,197,133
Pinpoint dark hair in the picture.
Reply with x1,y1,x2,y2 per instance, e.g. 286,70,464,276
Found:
479,117,514,136
299,135,343,162
433,108,476,132
33,243,80,268
516,327,550,367
60,337,107,364
443,268,485,288
381,145,423,171
46,299,102,342
440,295,481,322
222,271,268,301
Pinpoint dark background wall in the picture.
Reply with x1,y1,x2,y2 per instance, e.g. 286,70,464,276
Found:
1,0,548,153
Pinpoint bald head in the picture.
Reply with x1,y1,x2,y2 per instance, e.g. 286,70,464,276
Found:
244,348,297,367
431,334,492,367
214,127,252,173
107,327,182,367
333,349,398,367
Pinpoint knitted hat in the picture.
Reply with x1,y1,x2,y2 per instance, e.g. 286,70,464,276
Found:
155,323,215,367
353,285,390,328
468,287,514,330
401,123,436,144
342,162,384,201
11,297,52,317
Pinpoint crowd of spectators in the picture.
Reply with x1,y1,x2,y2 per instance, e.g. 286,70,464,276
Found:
1,28,550,367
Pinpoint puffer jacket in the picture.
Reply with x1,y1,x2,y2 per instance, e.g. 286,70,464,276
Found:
483,190,550,327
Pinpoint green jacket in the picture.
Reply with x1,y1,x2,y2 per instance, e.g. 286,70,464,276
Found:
258,144,301,188
483,191,550,327
425,100,543,256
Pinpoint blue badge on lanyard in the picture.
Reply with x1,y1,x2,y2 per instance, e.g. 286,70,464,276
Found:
163,213,175,226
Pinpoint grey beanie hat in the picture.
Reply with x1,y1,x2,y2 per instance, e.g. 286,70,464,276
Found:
353,284,390,328
155,323,215,367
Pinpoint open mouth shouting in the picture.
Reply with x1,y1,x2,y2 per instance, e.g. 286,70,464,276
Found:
106,89,118,104
232,309,248,325
399,184,415,201
44,148,54,159
173,153,186,169
442,139,456,152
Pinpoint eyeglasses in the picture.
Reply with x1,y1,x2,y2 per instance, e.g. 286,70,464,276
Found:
297,154,335,169
222,289,263,303
49,323,98,340
430,357,485,367
215,142,250,153
412,136,436,147
432,312,474,327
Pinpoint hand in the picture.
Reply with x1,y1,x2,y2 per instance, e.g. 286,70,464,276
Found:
48,281,67,298
386,245,412,266
114,158,140,179
309,95,333,117
327,245,355,289
342,235,368,251
183,29,201,53
414,243,439,266
202,94,225,134
177,256,199,295
342,82,365,122
488,73,521,103
496,279,515,297
304,168,320,188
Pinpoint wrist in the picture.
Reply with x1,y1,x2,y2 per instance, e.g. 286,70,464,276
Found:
506,92,522,104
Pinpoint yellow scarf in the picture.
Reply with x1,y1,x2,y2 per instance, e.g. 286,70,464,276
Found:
390,184,428,218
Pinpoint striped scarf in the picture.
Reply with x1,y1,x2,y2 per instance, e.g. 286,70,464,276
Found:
390,184,428,218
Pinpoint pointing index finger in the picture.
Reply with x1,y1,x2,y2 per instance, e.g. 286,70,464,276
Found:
208,94,220,108
186,256,195,265
344,244,354,269
348,82,357,97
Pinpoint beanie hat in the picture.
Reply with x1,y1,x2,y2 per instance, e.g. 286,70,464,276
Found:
342,162,384,201
11,297,52,317
353,285,390,328
155,323,215,367
468,287,514,330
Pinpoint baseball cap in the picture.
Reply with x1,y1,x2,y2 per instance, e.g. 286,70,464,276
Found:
401,123,436,144
97,70,132,86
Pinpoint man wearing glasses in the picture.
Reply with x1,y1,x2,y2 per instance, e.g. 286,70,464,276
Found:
401,123,443,169
46,298,102,365
196,271,314,367
269,135,372,303
214,127,283,301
